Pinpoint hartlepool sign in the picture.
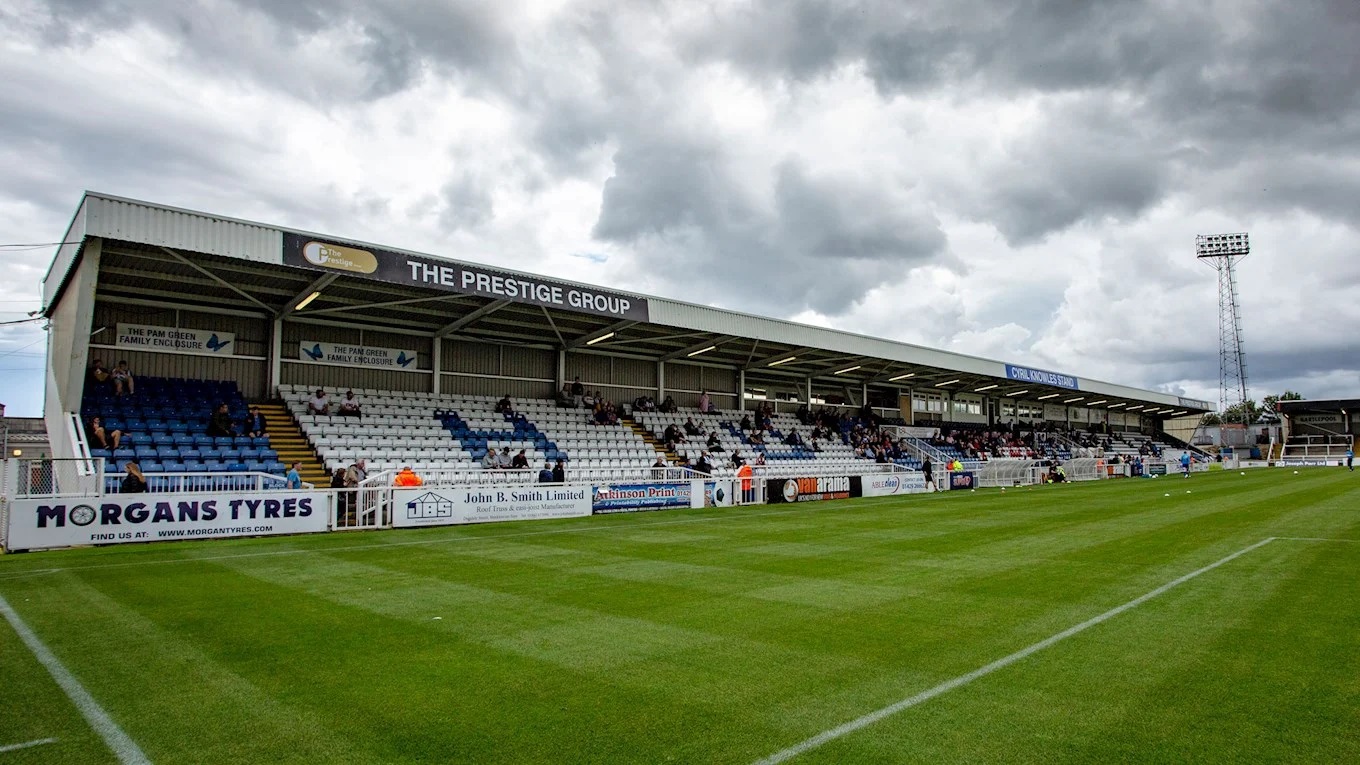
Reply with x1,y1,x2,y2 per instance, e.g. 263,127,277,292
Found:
393,486,590,527
1004,364,1078,391
282,233,649,321
6,491,329,551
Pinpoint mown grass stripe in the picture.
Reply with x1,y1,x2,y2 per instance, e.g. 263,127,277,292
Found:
752,537,1278,765
0,594,151,765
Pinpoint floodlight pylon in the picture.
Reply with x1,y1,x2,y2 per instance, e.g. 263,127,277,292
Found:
1195,233,1251,425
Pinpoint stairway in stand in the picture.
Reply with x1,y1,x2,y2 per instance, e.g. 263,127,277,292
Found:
255,403,330,487
622,415,679,462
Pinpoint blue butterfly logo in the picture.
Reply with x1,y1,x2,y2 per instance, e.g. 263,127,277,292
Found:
303,343,325,361
397,351,415,368
206,333,231,353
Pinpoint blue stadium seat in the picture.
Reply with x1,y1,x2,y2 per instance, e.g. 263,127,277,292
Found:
141,461,163,473
164,463,188,473
90,448,112,459
258,449,278,461
182,460,206,472
251,436,270,447
200,448,223,460
113,447,135,460
214,437,234,448
193,435,215,447
155,446,180,460
244,460,266,472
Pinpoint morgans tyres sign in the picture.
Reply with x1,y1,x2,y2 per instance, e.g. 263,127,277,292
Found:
766,476,862,504
6,492,330,551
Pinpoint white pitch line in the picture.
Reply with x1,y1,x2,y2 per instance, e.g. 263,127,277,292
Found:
0,594,151,764
1271,537,1359,543
752,537,1279,765
0,737,58,753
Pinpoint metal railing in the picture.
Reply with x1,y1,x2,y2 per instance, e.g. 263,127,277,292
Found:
103,470,311,494
4,457,106,498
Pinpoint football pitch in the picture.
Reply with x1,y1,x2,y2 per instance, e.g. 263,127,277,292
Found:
1,468,1357,764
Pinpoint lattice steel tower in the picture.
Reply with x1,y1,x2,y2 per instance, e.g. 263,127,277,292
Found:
1196,233,1251,424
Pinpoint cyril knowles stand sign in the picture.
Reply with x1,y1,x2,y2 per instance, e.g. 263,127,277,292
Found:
393,486,590,527
116,324,235,356
298,340,419,371
6,492,329,551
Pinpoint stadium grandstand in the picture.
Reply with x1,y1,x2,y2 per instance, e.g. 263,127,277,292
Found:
1275,398,1358,465
2,191,1218,548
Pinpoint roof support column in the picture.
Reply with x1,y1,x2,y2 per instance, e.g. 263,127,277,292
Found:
268,317,283,396
658,361,666,401
738,368,746,411
557,349,566,391
431,337,442,396
806,378,813,406
862,383,868,412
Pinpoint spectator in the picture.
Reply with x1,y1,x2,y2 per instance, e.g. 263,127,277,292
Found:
344,459,367,489
308,389,330,416
663,423,685,449
111,360,136,397
582,390,597,408
511,449,530,470
784,428,804,447
570,376,585,407
684,417,703,437
206,403,237,437
285,461,303,489
538,461,555,483
330,468,348,490
922,457,935,492
698,391,712,413
394,466,423,487
706,432,724,452
86,416,121,450
245,406,268,438
87,358,112,390
661,396,677,413
337,391,362,419
557,384,575,408
552,458,566,483
739,414,753,431
496,447,513,469
651,456,668,479
737,460,753,502
753,452,767,466
695,452,713,475
121,460,148,494
495,394,513,414
480,450,498,470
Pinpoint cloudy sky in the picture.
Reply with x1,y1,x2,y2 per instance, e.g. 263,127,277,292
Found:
2,0,1358,416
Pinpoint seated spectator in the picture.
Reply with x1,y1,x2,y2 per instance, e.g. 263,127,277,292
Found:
557,384,576,408
511,449,529,470
582,390,597,408
695,452,713,475
86,416,121,450
87,358,113,390
495,447,513,469
495,394,513,414
111,360,136,397
698,391,713,413
552,458,566,483
663,424,685,449
538,461,555,483
480,450,498,470
748,429,765,446
393,466,423,487
730,452,744,468
660,396,677,413
337,391,362,419
706,432,724,451
684,417,703,437
245,406,268,438
286,462,303,489
308,389,330,416
121,460,148,494
739,414,753,431
753,452,766,466
784,429,804,447
651,456,668,478
206,403,237,437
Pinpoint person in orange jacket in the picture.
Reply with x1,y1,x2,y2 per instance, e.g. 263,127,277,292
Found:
393,466,423,487
736,460,754,503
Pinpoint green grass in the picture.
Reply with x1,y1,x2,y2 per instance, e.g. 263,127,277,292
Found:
2,468,1357,764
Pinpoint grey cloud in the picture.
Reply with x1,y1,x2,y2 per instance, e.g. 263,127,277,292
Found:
438,173,495,231
594,139,945,314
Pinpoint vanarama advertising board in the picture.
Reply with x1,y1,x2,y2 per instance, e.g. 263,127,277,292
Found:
393,486,590,527
766,476,862,504
6,492,329,551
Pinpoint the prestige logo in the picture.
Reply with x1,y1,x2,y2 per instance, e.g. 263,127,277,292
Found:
302,241,378,274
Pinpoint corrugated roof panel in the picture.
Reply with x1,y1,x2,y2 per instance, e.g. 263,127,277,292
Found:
85,195,280,264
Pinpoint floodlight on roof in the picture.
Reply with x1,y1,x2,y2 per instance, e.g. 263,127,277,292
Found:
586,332,615,345
1086,399,1107,406
889,373,915,382
1006,390,1029,397
934,379,960,386
1107,403,1126,409
768,356,798,367
833,365,862,375
1064,397,1085,404
974,384,998,392
295,291,322,310
687,345,717,357
1127,405,1145,411
1037,393,1060,400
